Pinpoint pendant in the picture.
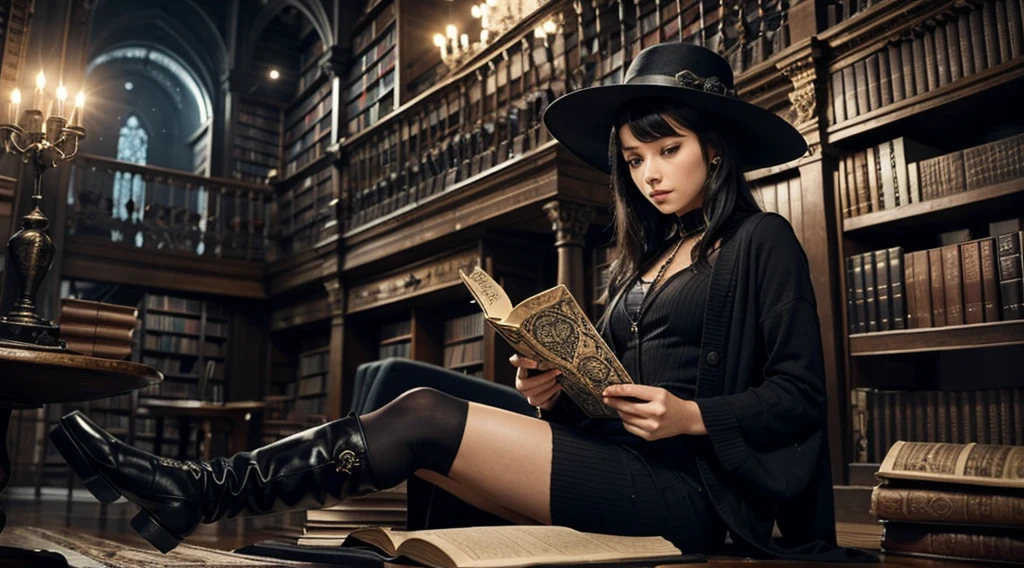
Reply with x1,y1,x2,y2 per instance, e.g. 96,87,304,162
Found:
630,322,638,334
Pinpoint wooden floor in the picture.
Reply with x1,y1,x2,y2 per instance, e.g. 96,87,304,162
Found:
0,487,1001,567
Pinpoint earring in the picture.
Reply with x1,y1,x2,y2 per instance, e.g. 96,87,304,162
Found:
710,156,722,169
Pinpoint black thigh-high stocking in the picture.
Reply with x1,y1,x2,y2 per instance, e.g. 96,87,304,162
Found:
358,387,469,489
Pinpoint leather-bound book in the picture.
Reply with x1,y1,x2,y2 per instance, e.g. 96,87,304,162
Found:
996,231,1024,320
832,71,846,123
928,248,947,326
864,250,879,332
888,247,906,329
922,25,941,91
881,523,1024,563
877,48,893,106
980,237,1002,322
865,53,881,111
941,244,965,326
943,16,963,83
994,0,1012,64
956,8,975,76
1006,0,1024,59
875,248,892,330
887,43,906,102
911,250,934,328
904,251,918,329
960,240,984,324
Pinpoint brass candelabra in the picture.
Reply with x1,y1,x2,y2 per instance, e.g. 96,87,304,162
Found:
0,74,86,347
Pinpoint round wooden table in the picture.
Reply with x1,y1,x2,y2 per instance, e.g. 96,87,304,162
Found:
0,343,161,567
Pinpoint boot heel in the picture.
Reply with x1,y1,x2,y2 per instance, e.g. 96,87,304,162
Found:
131,510,182,553
48,425,121,503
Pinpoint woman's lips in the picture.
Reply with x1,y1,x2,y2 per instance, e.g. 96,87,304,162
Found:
650,190,672,203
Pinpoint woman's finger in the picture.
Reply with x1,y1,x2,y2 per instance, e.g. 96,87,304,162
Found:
509,354,539,369
517,369,561,394
528,380,562,407
602,396,651,417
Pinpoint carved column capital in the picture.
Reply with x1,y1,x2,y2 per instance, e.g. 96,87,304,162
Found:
542,201,594,247
778,54,818,127
323,279,344,319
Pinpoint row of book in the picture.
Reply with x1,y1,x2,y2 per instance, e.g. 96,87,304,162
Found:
838,131,1024,218
831,0,1024,125
850,387,1022,464
59,298,137,360
845,231,1024,334
142,334,224,357
443,339,484,370
298,374,326,397
872,441,1024,564
145,294,204,314
299,349,329,377
443,313,484,343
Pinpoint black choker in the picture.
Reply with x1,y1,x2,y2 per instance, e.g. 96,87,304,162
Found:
677,208,705,235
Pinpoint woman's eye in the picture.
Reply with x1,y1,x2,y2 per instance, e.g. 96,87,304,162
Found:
627,157,642,168
662,145,679,156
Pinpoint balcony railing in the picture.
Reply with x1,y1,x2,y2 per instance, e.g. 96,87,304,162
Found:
340,0,795,233
67,154,274,261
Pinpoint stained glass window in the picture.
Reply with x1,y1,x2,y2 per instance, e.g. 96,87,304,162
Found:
112,115,148,245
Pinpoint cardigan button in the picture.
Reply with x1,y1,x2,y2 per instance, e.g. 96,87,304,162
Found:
705,350,721,367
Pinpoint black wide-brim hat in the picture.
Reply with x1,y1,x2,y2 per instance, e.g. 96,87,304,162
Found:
542,43,807,174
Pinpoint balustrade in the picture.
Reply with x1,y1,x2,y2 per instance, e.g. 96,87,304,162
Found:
67,154,273,261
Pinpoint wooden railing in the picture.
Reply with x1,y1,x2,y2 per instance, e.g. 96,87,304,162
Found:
339,0,796,233
66,154,275,261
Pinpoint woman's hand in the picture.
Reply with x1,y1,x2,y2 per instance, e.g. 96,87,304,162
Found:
602,384,706,440
510,354,563,411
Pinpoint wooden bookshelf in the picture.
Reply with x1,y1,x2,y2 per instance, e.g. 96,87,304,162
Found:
233,98,283,183
443,312,484,377
137,293,230,404
344,0,397,137
379,318,412,359
843,177,1024,236
293,344,329,418
849,320,1024,356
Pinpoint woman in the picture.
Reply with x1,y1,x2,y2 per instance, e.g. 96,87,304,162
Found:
50,44,867,561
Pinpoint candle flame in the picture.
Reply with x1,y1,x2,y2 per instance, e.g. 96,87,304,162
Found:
36,72,45,90
75,91,85,107
11,89,20,104
56,84,67,102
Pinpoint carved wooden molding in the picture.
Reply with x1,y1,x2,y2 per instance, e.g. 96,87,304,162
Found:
543,200,594,247
324,279,343,316
269,293,331,332
346,247,481,313
820,0,958,70
779,54,818,127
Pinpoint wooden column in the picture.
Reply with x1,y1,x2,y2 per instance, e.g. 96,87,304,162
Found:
777,42,848,484
542,200,594,301
324,278,345,420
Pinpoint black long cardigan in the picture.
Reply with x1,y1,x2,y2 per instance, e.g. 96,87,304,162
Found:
552,212,875,561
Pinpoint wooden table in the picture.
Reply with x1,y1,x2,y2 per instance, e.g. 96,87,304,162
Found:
0,342,161,567
138,399,266,460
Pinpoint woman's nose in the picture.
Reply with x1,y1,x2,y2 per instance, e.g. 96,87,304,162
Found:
644,167,661,187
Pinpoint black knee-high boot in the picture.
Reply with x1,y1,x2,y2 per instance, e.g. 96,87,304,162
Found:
49,410,379,553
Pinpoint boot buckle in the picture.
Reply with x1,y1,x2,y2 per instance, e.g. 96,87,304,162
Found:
336,449,360,474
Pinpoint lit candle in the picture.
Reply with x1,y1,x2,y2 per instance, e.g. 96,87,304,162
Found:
34,71,45,110
434,33,446,59
460,33,470,50
481,29,489,43
56,83,67,117
446,25,457,40
9,89,20,124
71,91,84,127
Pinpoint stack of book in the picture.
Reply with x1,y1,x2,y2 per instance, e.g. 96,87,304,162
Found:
58,298,137,360
297,482,408,547
872,441,1024,563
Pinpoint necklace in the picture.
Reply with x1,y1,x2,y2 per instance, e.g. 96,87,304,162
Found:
625,222,704,335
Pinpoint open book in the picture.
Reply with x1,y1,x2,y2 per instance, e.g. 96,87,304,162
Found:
459,267,633,418
344,525,691,568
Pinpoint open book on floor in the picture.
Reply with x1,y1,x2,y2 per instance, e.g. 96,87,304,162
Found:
459,267,633,418
342,525,700,568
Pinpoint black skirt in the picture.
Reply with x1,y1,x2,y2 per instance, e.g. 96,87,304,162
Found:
549,423,727,554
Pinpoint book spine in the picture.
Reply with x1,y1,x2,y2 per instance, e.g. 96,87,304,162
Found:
865,250,879,332
979,238,1001,322
943,17,963,83
846,256,857,334
904,250,918,329
941,244,965,326
996,231,1024,320
872,486,1024,526
960,240,984,324
928,248,947,325
875,249,892,330
888,43,906,103
854,253,868,333
882,523,1024,563
912,251,934,328
889,247,906,329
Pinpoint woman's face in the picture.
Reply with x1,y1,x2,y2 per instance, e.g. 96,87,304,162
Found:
619,116,712,216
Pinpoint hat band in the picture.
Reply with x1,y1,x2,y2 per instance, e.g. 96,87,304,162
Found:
625,70,736,98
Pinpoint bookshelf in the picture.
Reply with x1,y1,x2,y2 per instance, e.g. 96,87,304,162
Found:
379,318,412,360
826,0,1024,482
276,166,335,256
137,293,229,405
344,0,397,137
442,312,485,377
233,98,283,183
293,343,330,422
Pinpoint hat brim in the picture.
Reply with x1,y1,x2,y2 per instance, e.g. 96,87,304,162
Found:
541,84,807,174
